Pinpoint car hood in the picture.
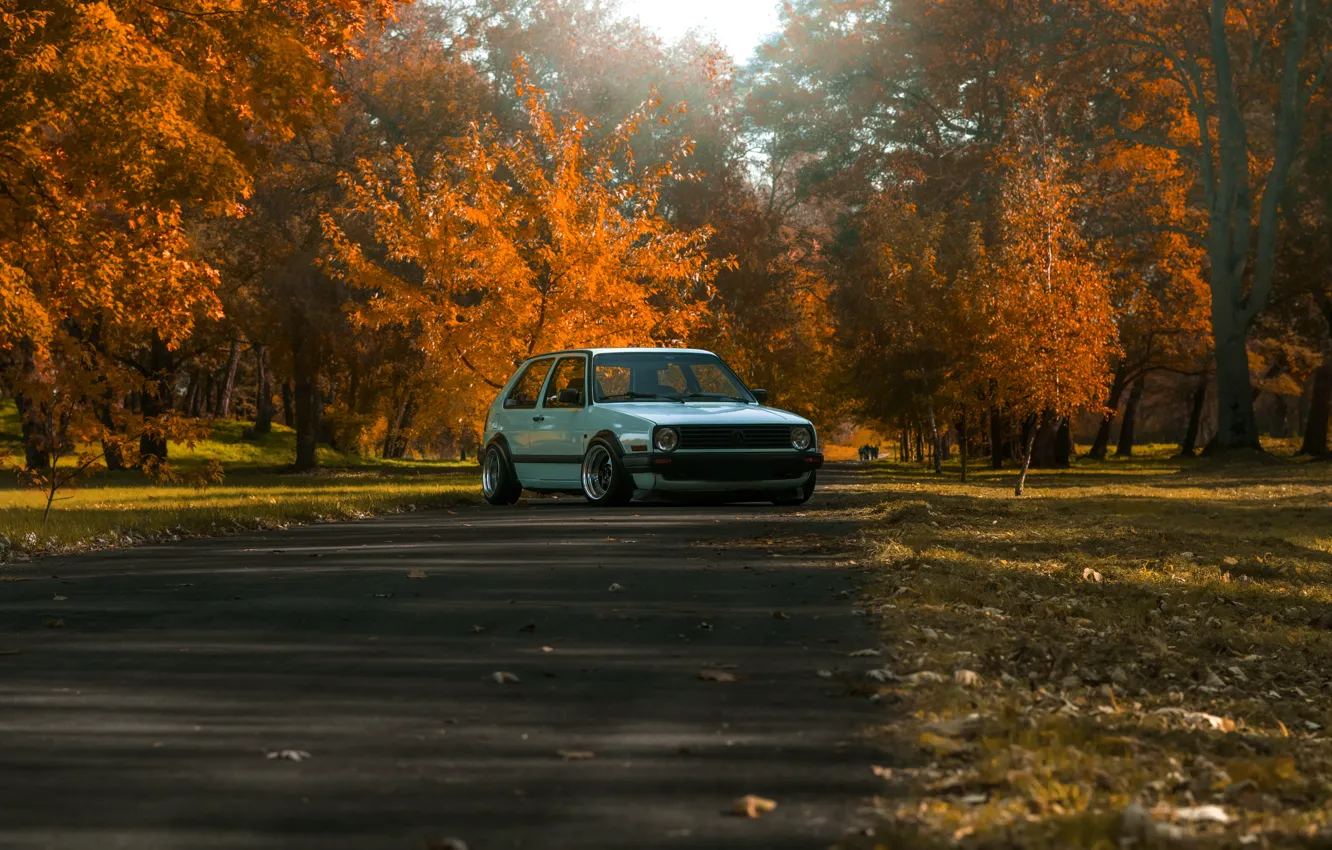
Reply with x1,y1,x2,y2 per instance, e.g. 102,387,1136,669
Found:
596,402,811,427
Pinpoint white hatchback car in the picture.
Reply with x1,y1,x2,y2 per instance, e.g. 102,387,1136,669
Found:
480,348,822,506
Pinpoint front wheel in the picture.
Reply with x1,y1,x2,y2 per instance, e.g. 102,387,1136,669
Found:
581,439,633,507
482,444,522,505
773,470,817,506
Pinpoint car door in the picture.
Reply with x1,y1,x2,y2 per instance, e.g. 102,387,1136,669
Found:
526,354,589,485
499,357,555,482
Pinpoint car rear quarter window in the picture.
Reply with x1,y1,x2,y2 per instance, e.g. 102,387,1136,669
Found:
504,359,554,409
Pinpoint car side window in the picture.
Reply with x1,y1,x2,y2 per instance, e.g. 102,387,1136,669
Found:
504,359,554,409
543,356,587,408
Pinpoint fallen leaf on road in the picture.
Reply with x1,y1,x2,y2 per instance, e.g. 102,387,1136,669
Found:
265,749,311,761
817,669,834,678
608,583,625,592
871,765,893,778
731,795,777,818
541,646,553,653
698,669,739,682
52,595,67,601
772,611,789,620
555,749,595,760
426,839,468,850
492,671,520,684
43,618,64,628
407,569,427,579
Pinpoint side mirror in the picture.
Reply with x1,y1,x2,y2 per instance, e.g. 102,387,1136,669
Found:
751,389,768,404
558,387,583,405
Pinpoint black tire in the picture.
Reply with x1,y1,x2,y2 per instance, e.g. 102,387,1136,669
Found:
481,444,522,505
580,438,633,507
772,469,817,506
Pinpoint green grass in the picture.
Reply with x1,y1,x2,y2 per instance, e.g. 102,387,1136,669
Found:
825,447,1332,849
0,404,480,562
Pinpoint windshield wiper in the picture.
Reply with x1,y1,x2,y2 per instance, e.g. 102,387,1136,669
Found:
680,392,750,402
599,392,685,403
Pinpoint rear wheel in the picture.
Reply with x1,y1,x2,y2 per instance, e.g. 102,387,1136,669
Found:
482,444,522,505
772,470,817,506
581,439,633,507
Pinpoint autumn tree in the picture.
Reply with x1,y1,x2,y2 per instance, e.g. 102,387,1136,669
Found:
326,69,728,428
202,5,488,468
0,0,399,470
976,149,1119,495
1086,0,1330,451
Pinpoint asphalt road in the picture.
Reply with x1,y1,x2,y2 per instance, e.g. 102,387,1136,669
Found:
0,468,883,849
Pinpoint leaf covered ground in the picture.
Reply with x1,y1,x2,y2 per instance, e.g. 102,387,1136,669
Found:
829,447,1332,849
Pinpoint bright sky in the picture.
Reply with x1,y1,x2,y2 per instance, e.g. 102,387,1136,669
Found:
621,0,781,64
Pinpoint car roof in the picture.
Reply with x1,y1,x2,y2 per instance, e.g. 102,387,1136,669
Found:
526,347,717,360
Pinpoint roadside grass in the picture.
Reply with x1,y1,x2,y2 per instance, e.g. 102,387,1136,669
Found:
833,445,1332,848
0,406,479,563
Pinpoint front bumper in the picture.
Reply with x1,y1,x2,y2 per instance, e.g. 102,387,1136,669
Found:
622,450,823,491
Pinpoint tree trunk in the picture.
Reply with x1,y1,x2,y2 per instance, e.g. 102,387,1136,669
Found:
292,348,319,471
14,391,49,472
97,396,127,472
959,412,969,483
1115,376,1145,457
1271,394,1290,438
1179,372,1210,457
281,380,295,427
1015,422,1038,497
139,330,173,462
989,407,1004,469
251,345,273,436
1200,0,1310,453
1055,417,1072,467
1089,367,1128,460
217,338,242,418
1031,413,1061,468
1299,363,1331,457
183,372,201,418
927,403,942,473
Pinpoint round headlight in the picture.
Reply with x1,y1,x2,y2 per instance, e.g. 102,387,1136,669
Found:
655,427,680,452
791,426,812,450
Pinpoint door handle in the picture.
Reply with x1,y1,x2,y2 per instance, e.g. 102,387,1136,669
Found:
532,415,545,422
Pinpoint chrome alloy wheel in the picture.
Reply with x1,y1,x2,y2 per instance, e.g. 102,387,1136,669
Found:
581,444,614,500
482,447,503,499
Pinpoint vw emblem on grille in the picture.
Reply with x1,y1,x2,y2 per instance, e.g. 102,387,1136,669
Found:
731,429,747,445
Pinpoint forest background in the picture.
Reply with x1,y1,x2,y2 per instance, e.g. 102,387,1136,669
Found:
3,0,1331,485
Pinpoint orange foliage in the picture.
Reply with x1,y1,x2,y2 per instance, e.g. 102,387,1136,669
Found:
326,65,729,424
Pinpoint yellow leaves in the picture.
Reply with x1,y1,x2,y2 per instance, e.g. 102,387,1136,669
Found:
731,795,777,818
918,731,968,757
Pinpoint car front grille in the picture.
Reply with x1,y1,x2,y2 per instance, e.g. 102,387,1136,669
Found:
677,424,793,450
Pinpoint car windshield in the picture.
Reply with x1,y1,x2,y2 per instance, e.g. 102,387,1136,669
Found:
592,352,754,403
